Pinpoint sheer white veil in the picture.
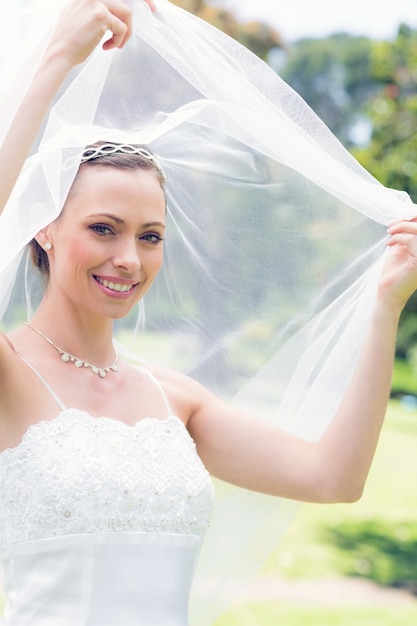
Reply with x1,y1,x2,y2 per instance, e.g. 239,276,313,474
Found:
0,0,416,623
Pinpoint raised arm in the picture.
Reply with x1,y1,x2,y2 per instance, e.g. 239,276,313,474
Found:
187,219,417,503
0,0,156,215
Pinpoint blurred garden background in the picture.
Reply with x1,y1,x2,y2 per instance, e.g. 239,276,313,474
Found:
171,1,417,624
212,398,417,624
170,1,417,374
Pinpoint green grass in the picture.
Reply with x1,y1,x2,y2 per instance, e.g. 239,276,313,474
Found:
213,400,417,624
215,604,417,626
391,357,417,396
263,400,417,582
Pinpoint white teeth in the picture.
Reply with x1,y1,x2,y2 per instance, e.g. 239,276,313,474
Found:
96,277,133,293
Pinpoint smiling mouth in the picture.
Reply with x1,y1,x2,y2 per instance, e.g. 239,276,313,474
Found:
94,276,137,293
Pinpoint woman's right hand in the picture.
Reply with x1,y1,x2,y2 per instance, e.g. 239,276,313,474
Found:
0,0,156,215
46,0,136,69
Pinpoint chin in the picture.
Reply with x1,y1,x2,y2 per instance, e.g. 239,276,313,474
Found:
104,299,143,322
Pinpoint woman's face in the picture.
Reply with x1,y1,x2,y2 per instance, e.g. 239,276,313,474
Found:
44,165,166,321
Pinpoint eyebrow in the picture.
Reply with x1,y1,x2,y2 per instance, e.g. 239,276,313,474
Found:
87,213,165,229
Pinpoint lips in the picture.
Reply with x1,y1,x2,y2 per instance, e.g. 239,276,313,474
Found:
94,276,138,293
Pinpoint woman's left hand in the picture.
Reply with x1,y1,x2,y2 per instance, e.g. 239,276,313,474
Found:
381,217,417,314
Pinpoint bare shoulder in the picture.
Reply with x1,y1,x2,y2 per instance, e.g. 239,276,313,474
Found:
0,329,19,372
143,362,218,422
0,328,29,423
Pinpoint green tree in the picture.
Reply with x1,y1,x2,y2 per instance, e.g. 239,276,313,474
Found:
280,34,376,147
170,0,284,60
353,26,417,364
353,25,417,201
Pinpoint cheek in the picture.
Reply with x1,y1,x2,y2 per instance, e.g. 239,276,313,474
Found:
143,248,163,282
54,237,99,277
153,248,164,273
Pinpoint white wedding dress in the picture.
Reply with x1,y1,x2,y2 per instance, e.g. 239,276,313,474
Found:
0,360,214,625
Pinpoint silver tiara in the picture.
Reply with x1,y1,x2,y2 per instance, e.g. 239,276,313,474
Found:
80,143,167,185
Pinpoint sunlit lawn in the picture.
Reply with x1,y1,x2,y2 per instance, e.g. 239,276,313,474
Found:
265,400,417,579
214,399,417,624
215,604,417,626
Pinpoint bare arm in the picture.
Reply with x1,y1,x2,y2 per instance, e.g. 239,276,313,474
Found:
187,220,417,503
0,0,156,214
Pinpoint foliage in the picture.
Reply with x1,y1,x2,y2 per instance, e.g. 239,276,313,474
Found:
215,400,417,623
163,7,417,362
215,604,417,626
321,519,417,592
278,25,417,360
166,5,417,359
280,34,375,147
351,25,417,356
265,401,417,581
353,25,417,201
170,0,284,60
396,294,417,359
391,357,417,396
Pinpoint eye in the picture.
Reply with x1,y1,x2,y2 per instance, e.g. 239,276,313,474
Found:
140,233,164,244
90,224,114,236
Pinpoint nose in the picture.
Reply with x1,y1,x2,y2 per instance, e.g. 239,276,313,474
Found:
112,238,141,273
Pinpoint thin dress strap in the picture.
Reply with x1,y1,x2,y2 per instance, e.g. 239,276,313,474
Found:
141,367,173,417
17,353,67,411
17,354,172,417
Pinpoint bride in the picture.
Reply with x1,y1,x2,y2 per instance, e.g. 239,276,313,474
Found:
1,1,417,624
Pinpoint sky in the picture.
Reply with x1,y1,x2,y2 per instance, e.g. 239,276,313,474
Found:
211,0,417,41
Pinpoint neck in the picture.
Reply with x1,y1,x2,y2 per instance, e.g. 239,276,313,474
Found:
25,322,118,378
31,299,116,366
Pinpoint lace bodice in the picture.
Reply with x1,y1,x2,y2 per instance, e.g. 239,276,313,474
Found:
0,409,214,548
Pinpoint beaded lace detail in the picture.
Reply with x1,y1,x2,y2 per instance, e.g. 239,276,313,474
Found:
0,410,214,547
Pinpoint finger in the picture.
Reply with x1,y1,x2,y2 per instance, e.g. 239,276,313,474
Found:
387,214,417,228
387,220,417,236
386,232,413,244
101,0,133,49
101,15,129,50
386,218,403,228
386,233,417,255
143,0,158,11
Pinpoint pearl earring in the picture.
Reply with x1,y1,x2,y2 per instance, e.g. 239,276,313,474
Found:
44,242,52,251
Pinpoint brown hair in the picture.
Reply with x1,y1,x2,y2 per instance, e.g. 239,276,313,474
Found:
29,142,166,276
